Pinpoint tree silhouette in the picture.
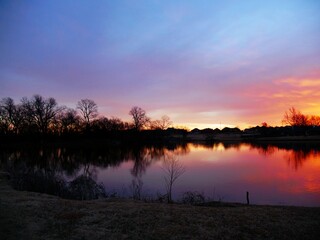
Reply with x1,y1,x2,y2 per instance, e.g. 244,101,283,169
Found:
308,115,320,126
282,107,308,126
129,106,150,131
57,108,80,134
77,99,98,128
0,97,24,134
150,115,172,130
21,95,61,134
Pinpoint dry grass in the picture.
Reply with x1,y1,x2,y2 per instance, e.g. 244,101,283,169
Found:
1,174,320,240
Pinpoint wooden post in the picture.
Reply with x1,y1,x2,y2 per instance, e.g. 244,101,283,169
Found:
246,191,250,205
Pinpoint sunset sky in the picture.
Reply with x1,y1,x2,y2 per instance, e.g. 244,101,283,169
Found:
1,0,320,129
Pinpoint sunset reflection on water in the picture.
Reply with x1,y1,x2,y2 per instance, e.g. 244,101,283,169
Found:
1,142,319,206
99,142,320,206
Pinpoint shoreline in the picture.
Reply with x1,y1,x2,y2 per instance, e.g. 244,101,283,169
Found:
1,174,320,239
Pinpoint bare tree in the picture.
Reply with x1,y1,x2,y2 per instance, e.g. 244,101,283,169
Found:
91,117,127,132
57,108,80,133
0,97,24,134
0,105,7,133
77,99,98,128
108,117,126,131
129,106,150,131
162,155,185,203
308,115,320,126
282,107,308,126
150,115,172,130
21,95,61,134
0,98,15,125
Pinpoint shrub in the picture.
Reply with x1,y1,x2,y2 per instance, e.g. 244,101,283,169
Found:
181,191,205,205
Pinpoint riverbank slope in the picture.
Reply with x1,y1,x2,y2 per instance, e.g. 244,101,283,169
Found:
1,174,319,240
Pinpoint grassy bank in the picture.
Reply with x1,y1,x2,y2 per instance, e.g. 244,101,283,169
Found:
1,175,320,240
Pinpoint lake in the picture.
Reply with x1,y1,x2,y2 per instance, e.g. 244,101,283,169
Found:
1,141,319,206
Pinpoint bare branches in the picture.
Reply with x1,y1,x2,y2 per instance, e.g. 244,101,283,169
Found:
21,95,61,134
1,95,178,136
150,115,172,130
282,107,308,126
0,97,24,133
77,99,98,127
129,106,150,131
162,155,185,203
282,107,320,127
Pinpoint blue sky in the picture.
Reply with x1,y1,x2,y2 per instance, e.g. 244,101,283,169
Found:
1,0,320,128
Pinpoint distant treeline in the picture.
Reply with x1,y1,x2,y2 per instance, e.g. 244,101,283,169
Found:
189,125,320,139
1,95,320,141
0,94,175,139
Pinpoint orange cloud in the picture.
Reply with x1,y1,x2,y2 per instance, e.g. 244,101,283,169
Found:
228,73,320,127
277,78,320,87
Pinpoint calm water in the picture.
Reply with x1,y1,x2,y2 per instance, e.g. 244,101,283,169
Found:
1,142,320,206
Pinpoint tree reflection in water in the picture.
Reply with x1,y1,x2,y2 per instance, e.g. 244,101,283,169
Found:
284,149,320,170
247,141,320,170
0,141,319,198
0,143,190,198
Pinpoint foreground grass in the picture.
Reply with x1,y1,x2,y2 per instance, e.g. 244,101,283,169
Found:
1,176,320,240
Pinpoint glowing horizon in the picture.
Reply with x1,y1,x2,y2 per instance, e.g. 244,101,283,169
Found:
1,0,319,129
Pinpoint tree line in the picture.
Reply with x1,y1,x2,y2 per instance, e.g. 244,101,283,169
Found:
1,94,320,139
0,94,172,137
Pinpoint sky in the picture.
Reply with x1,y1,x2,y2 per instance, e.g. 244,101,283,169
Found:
1,0,320,129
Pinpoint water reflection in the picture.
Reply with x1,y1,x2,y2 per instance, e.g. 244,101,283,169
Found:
0,141,319,206
0,143,190,199
248,141,320,170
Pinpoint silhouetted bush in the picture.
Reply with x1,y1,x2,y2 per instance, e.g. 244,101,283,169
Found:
67,175,106,200
8,167,68,197
181,191,205,205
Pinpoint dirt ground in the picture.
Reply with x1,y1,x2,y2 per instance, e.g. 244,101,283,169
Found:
1,174,320,240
